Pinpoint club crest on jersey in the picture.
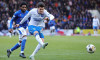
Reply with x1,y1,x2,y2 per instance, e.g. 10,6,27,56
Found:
33,28,36,30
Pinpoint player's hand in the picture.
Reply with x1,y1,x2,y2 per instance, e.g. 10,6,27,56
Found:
16,24,20,27
9,29,13,33
44,17,49,20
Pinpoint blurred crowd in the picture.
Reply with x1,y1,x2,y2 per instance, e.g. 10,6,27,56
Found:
0,0,100,31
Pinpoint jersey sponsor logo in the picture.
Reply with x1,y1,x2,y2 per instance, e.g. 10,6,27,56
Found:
33,17,43,22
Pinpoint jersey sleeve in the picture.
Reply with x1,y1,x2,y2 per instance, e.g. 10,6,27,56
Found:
10,12,18,29
44,10,54,20
48,20,51,26
54,21,56,25
98,19,99,26
20,10,32,24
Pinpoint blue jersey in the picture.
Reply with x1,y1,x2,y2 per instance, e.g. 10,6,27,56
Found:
48,20,56,27
10,10,29,29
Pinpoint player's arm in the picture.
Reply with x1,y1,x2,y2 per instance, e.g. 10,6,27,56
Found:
98,19,99,25
20,10,32,24
9,13,17,33
16,10,32,27
98,19,100,28
48,21,51,26
44,10,54,20
54,21,56,26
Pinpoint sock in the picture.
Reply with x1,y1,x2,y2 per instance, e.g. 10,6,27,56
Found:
51,30,53,35
51,32,53,35
21,39,26,53
11,43,20,51
52,31,55,35
35,33,44,46
9,33,11,37
96,31,98,34
31,44,42,56
94,31,96,35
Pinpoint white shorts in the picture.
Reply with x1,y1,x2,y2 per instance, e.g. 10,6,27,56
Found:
50,26,55,30
17,27,27,41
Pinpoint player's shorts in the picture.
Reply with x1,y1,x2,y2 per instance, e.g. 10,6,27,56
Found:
50,26,55,30
28,25,44,38
93,26,97,29
17,27,27,41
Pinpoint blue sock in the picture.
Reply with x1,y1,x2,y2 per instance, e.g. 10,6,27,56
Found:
21,39,26,52
11,43,20,51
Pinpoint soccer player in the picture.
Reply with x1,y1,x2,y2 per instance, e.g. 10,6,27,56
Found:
16,2,54,60
7,2,29,58
92,16,99,36
48,20,56,36
7,17,12,37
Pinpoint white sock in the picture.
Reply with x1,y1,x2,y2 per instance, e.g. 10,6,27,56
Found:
94,31,96,35
53,32,55,35
9,33,11,37
21,51,24,53
96,31,98,34
31,44,42,56
35,34,44,46
51,32,53,35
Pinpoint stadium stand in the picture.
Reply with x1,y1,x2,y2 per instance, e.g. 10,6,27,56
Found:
0,0,100,30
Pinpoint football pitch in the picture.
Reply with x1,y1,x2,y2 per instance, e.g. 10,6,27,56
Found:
0,36,100,60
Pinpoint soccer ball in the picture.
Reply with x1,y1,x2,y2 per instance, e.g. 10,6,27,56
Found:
86,44,96,53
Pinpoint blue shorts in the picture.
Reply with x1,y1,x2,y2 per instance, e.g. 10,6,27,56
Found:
28,25,44,38
93,26,97,29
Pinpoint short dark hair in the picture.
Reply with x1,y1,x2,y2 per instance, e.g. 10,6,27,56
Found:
20,2,27,7
37,2,45,8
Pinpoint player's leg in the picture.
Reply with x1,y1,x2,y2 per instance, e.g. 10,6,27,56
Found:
29,43,42,60
95,30,98,35
34,27,48,48
7,30,22,58
30,33,44,57
51,30,53,35
50,26,55,36
93,30,96,35
28,25,43,60
19,35,27,58
28,25,44,46
93,26,96,35
50,26,53,35
95,27,98,35
7,32,12,37
28,26,48,47
30,32,48,60
34,31,43,45
8,27,12,37
7,41,21,58
52,28,55,35
19,27,27,58
93,26,98,35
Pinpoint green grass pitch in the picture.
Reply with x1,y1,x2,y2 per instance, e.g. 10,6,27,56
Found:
0,36,100,60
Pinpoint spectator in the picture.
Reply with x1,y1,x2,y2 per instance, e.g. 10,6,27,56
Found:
0,0,99,30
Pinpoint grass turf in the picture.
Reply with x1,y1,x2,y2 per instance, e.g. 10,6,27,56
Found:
0,36,100,60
